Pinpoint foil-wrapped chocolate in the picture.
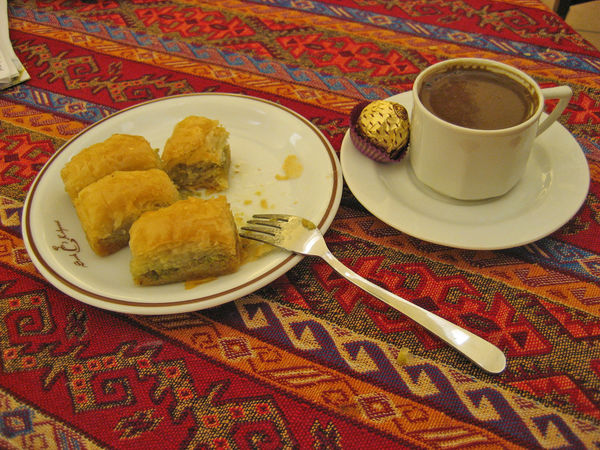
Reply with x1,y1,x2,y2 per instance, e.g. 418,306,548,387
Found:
349,100,410,163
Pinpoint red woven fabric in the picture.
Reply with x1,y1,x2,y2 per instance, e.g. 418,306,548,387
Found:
1,0,600,448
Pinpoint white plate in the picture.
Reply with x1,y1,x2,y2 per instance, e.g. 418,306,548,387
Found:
22,93,342,314
341,91,589,250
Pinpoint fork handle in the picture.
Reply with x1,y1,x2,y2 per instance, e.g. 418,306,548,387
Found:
321,251,506,374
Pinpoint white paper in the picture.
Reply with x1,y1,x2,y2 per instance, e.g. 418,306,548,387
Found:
0,0,30,89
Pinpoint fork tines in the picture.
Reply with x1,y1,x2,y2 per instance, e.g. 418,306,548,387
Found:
239,214,293,244
250,214,292,222
242,214,293,232
240,216,279,239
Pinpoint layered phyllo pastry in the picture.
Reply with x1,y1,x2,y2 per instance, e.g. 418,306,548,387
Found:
74,169,179,256
161,116,231,192
61,134,162,202
129,196,241,286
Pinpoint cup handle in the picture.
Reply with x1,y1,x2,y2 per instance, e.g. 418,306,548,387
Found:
537,86,572,136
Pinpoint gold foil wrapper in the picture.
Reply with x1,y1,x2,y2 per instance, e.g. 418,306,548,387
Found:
358,100,410,154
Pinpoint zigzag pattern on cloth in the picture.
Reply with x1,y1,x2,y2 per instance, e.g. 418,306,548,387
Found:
272,236,600,398
1,251,598,447
0,267,425,448
137,296,600,448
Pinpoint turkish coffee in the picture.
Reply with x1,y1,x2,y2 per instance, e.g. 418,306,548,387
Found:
418,65,538,130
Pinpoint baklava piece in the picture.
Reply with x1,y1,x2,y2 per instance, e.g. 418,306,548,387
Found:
161,116,231,192
129,196,241,286
74,169,179,256
61,134,162,202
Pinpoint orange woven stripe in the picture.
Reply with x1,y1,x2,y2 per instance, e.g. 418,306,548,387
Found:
0,99,85,139
132,301,524,449
195,0,600,89
13,18,358,114
333,212,600,316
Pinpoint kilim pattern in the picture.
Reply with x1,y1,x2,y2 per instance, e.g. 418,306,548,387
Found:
1,0,600,448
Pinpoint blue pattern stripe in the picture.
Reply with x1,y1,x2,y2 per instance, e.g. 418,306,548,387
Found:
248,0,600,74
10,5,396,102
209,298,595,449
515,238,600,284
2,84,116,124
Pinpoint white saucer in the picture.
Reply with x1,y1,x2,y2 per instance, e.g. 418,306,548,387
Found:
341,91,590,250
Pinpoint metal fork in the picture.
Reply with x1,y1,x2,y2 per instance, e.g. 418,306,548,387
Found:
240,214,506,374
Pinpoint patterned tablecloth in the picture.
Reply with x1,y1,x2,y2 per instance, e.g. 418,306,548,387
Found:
2,0,600,448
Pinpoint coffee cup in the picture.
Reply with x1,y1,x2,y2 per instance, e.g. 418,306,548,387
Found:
409,58,572,200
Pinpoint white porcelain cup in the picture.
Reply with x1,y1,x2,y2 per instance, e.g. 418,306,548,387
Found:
409,58,572,200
